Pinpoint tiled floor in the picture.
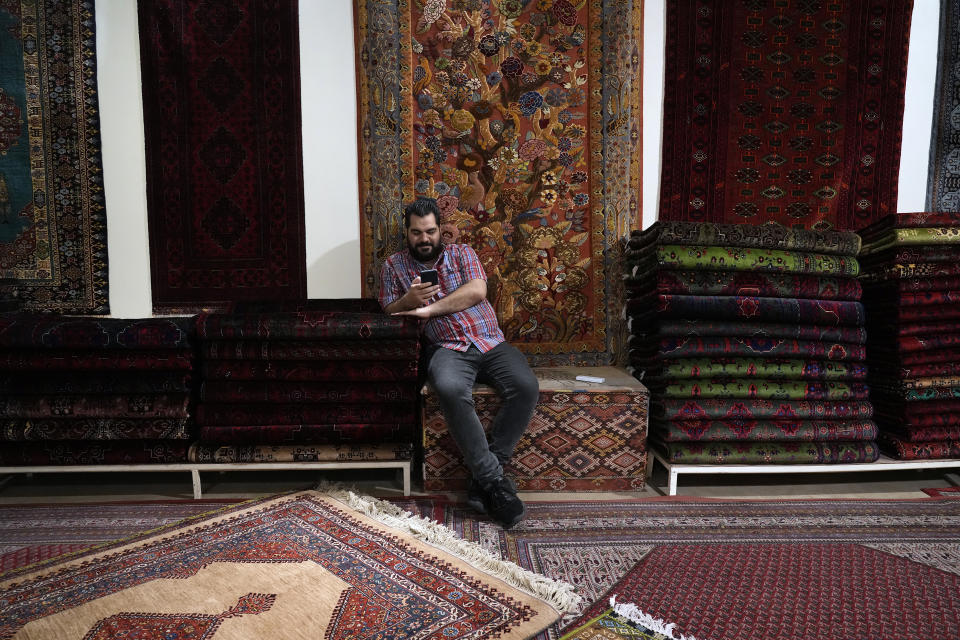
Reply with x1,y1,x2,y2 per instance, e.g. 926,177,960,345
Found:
0,464,957,504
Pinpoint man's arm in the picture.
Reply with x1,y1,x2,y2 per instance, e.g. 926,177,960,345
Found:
392,278,486,319
383,276,441,314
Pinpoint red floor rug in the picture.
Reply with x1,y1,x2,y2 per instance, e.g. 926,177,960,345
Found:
564,542,960,639
0,490,573,639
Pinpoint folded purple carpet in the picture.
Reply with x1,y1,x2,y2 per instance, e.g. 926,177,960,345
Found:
652,295,865,326
648,320,867,344
654,399,874,421
654,419,878,442
652,271,862,300
656,440,880,464
650,336,865,361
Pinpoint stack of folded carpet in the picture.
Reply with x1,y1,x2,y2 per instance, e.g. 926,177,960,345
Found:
189,301,421,464
624,221,879,465
0,314,196,464
859,213,960,460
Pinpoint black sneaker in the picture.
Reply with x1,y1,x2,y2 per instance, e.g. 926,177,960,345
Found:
466,479,487,514
479,476,526,529
467,475,516,515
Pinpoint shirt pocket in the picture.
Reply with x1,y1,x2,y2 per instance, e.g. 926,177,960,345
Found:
442,264,466,293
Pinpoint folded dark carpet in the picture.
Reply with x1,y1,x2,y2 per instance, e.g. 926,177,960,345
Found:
0,441,190,464
195,403,414,426
0,372,193,395
879,434,960,460
199,380,418,404
1,418,192,441
198,423,416,445
195,311,419,340
0,394,190,419
200,359,418,381
0,315,195,349
187,442,414,463
0,350,193,371
880,425,960,442
201,339,419,360
629,222,861,255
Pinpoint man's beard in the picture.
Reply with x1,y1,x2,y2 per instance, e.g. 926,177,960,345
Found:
408,239,443,263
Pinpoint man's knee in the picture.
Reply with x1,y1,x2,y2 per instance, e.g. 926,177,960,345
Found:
429,375,475,403
511,367,540,405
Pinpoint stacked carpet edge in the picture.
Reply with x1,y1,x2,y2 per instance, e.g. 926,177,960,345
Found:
0,314,196,464
859,213,960,460
625,221,879,465
190,299,420,463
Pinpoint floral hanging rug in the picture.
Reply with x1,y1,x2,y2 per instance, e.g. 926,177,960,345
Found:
355,0,643,364
0,489,577,639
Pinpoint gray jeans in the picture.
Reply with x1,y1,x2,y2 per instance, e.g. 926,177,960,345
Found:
426,342,539,484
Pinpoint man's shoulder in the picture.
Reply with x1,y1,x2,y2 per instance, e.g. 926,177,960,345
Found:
383,251,410,268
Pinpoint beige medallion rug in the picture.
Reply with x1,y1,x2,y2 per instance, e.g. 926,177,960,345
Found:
0,489,578,639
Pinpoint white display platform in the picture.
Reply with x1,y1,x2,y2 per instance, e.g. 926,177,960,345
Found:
647,450,960,496
0,460,412,498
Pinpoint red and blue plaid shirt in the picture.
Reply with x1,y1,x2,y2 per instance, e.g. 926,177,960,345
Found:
379,244,505,353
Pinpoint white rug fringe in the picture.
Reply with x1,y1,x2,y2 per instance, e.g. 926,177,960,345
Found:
611,596,700,640
315,484,581,614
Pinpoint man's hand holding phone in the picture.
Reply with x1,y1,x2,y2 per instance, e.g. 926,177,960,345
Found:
405,270,440,309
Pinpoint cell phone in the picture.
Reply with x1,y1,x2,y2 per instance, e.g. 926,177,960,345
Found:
420,269,439,286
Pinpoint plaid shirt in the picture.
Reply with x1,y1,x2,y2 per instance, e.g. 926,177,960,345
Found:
379,244,505,353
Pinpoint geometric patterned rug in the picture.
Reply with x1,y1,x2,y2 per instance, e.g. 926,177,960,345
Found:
0,490,574,639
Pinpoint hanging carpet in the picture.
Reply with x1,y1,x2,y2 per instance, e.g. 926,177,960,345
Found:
138,0,306,312
0,1,108,312
658,0,912,230
928,0,960,212
356,0,643,365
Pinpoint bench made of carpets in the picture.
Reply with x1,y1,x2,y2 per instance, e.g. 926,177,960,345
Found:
422,366,649,491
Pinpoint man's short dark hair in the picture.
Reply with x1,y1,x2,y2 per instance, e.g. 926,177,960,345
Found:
404,197,441,228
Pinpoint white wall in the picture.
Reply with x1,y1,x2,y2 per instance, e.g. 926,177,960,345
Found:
95,0,939,318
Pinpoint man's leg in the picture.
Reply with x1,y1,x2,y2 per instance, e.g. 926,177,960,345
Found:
478,342,539,467
426,345,502,483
